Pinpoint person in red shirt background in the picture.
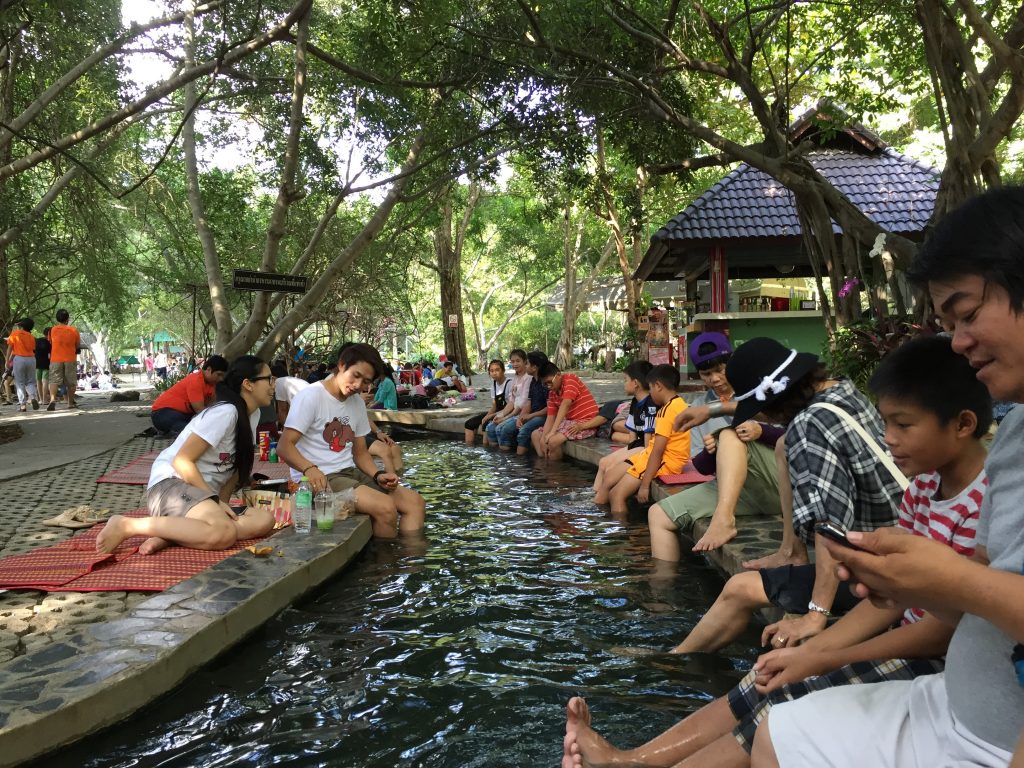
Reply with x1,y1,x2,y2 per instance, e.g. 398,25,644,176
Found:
150,355,229,436
46,308,81,411
531,362,599,461
5,317,38,412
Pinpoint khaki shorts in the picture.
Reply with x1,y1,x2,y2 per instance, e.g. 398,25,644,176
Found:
659,438,781,525
326,466,376,492
146,477,218,517
49,361,77,387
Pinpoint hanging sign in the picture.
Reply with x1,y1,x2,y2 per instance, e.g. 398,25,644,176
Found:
232,269,308,293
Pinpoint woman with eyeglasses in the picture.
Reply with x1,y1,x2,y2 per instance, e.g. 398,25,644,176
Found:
96,355,277,555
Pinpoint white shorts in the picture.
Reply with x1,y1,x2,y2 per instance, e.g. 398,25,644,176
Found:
768,674,1013,768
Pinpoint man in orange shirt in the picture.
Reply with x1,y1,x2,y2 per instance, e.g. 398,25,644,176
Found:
150,355,228,435
46,308,81,411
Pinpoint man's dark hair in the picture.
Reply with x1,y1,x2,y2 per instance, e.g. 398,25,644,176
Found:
646,364,680,391
695,349,731,372
509,348,527,362
203,354,229,373
55,308,70,323
270,362,289,378
907,186,1024,312
869,335,992,438
539,361,560,379
526,350,548,369
623,360,653,384
17,317,34,332
339,342,383,377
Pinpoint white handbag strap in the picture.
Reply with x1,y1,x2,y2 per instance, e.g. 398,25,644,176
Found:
809,403,909,490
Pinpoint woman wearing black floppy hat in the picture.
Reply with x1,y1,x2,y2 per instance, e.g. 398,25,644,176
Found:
668,336,904,655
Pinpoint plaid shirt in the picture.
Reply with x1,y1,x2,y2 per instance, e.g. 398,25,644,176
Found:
786,379,902,543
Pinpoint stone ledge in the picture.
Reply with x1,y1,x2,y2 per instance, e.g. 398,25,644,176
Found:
0,517,372,767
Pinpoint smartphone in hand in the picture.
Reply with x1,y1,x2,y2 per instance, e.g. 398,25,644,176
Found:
815,521,867,552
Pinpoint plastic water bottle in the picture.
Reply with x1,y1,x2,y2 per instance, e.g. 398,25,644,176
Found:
293,476,313,534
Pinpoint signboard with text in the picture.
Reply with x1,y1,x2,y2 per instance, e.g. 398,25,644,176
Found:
448,314,458,328
232,269,308,294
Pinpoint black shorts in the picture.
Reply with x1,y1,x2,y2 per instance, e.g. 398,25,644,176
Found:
760,563,860,616
464,413,486,431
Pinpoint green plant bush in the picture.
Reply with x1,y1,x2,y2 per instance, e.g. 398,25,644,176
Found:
822,317,931,395
153,372,185,393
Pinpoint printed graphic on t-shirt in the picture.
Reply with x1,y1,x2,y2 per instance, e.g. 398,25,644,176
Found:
323,418,355,453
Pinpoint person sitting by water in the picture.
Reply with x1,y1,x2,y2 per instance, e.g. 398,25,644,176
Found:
428,359,468,393
531,362,600,461
591,360,654,494
667,337,904,655
270,361,309,429
507,350,549,456
486,349,531,449
96,356,277,555
562,333,990,768
367,363,399,410
464,359,511,445
648,332,784,557
752,187,1024,768
595,364,690,515
277,342,424,538
150,355,229,436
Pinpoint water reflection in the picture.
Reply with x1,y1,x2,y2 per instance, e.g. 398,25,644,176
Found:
44,440,760,768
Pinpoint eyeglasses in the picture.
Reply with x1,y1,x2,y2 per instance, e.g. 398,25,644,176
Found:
250,375,276,384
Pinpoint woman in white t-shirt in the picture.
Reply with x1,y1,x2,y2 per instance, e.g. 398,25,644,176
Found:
96,355,277,555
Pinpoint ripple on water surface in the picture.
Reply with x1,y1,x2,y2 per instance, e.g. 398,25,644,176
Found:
45,439,760,768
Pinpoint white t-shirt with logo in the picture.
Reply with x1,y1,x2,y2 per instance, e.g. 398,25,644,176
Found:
284,381,371,481
274,375,309,404
148,402,259,492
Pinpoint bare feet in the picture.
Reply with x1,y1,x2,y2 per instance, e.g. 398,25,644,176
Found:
692,517,737,552
562,696,631,768
95,515,132,554
139,536,170,555
741,546,809,571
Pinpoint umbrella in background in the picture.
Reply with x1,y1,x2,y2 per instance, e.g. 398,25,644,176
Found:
116,355,140,365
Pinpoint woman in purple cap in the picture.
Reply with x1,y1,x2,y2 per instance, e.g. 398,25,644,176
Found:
647,331,785,559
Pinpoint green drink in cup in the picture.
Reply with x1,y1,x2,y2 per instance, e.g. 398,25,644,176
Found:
315,492,336,531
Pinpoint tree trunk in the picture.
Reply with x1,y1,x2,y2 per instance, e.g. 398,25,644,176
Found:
254,133,426,358
435,192,472,375
229,5,311,355
182,3,233,351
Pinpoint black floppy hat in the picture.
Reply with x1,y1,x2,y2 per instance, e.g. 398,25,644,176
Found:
726,337,819,425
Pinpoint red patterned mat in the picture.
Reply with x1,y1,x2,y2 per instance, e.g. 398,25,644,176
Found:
97,452,291,485
658,463,715,486
0,510,269,592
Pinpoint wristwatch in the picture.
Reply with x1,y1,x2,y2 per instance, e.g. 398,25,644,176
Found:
807,600,832,618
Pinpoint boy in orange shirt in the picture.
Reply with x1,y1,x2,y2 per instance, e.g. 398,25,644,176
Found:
47,308,81,410
604,364,690,514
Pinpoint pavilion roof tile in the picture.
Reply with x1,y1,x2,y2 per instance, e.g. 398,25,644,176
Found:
653,148,939,243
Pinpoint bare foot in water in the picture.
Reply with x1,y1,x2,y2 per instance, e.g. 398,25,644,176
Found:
139,536,170,555
692,518,737,552
562,696,632,768
95,515,133,554
742,546,809,570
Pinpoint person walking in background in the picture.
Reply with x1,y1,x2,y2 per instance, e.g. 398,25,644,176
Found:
34,327,51,406
6,317,39,412
47,309,81,411
154,350,168,380
144,353,154,381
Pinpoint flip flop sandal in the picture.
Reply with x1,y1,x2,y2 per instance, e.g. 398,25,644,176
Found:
42,505,100,529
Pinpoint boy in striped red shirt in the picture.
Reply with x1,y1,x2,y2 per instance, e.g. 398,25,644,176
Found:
532,362,599,461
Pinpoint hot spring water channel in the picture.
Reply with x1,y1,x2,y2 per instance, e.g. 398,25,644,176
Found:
46,437,762,767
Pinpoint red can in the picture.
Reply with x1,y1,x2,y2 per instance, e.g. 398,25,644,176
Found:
258,431,270,461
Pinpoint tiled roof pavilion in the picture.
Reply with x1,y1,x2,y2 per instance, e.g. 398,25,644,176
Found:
635,108,940,282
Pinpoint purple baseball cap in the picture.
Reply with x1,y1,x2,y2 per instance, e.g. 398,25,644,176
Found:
689,332,732,367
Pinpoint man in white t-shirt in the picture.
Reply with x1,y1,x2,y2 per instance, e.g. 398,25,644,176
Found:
270,362,309,428
278,343,425,538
